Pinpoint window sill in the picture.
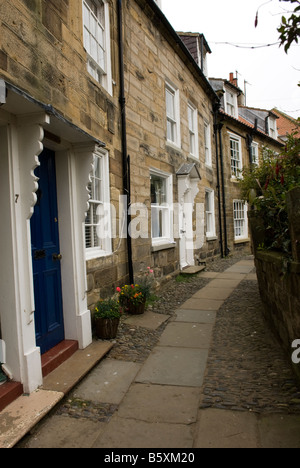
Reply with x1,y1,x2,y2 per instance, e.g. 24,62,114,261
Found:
86,250,113,261
206,236,218,242
151,241,176,253
166,140,182,153
230,177,240,184
234,238,250,245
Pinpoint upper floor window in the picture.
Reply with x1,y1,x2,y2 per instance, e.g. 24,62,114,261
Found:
230,133,242,177
204,121,212,166
268,117,278,139
166,82,181,148
251,142,259,166
225,88,238,118
83,0,112,94
188,103,199,158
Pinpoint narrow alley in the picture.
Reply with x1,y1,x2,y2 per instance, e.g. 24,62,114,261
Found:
11,256,300,449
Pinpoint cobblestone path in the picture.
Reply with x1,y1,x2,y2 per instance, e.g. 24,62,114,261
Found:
200,278,300,414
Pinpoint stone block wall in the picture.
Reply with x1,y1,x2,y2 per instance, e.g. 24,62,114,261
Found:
249,188,300,381
255,251,300,380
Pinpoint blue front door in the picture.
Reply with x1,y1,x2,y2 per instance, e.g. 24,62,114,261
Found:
30,149,65,355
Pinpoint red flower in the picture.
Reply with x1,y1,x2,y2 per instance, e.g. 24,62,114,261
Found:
264,178,270,190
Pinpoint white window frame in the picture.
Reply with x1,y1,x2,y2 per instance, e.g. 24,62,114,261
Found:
268,117,278,140
205,188,216,238
150,169,174,246
233,200,248,241
225,88,238,118
204,120,212,167
187,102,199,158
85,149,112,259
166,81,181,148
229,133,243,178
251,142,259,166
83,0,112,95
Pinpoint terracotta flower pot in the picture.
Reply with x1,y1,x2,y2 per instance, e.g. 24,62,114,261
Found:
95,317,120,340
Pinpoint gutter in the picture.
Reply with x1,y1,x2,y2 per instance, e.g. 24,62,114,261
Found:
213,103,224,258
117,0,134,285
218,121,230,257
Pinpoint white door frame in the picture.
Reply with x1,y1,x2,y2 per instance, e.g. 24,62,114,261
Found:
177,172,200,270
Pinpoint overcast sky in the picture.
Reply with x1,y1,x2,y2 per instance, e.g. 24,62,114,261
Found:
161,0,300,119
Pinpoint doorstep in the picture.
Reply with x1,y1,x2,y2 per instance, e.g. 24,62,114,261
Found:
0,340,114,448
41,340,79,377
181,265,206,275
0,381,23,413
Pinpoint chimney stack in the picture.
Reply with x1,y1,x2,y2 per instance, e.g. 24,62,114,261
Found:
229,72,238,88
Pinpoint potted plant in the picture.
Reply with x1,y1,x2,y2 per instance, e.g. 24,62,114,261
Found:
117,284,146,315
94,298,122,340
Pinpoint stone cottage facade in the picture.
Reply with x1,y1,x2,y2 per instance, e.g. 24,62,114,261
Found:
0,0,124,394
0,0,285,398
86,0,221,306
0,0,219,396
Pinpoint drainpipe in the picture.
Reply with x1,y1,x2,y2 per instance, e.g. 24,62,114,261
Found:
218,122,230,257
213,103,224,258
117,0,134,285
247,134,253,165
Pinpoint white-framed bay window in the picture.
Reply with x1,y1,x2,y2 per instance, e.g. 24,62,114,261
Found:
205,189,216,238
166,81,181,148
85,149,112,259
233,200,248,241
83,0,112,94
229,133,243,178
150,169,173,245
188,102,199,158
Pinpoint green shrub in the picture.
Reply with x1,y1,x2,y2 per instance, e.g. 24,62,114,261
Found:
239,134,300,255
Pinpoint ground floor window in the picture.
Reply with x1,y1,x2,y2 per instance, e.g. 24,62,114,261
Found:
85,149,112,258
233,200,248,240
150,170,173,245
205,188,216,238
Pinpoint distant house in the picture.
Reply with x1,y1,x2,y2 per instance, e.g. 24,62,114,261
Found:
209,74,283,255
272,108,300,141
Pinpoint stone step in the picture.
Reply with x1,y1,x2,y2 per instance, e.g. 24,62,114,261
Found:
181,265,206,275
0,381,23,413
41,340,79,378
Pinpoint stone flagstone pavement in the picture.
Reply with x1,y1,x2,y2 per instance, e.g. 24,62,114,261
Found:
16,258,300,448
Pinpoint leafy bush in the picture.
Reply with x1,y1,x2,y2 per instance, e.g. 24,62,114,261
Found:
94,298,122,320
239,134,300,255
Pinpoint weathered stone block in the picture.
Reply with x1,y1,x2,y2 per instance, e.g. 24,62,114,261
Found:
286,187,300,263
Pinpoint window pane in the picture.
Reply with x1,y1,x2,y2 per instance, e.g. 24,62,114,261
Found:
83,0,107,81
234,201,246,239
166,88,175,119
151,173,172,241
151,175,166,205
230,138,240,176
